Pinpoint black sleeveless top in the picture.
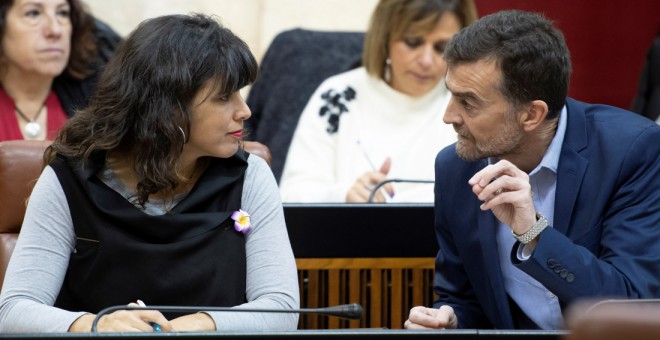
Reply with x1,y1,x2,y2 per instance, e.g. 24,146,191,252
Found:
51,151,249,314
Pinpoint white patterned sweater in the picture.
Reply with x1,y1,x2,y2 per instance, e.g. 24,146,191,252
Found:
280,67,457,203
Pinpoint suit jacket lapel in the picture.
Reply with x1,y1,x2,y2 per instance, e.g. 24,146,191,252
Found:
477,190,514,328
554,99,589,235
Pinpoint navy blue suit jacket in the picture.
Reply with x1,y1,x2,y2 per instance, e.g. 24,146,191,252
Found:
433,98,660,329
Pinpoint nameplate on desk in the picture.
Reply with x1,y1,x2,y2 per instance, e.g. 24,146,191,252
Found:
283,203,436,258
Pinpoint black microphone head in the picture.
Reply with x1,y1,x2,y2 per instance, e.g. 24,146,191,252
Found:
344,303,363,320
318,303,363,320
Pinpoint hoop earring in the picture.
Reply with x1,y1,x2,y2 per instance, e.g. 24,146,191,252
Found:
384,58,392,83
176,100,188,144
178,126,186,143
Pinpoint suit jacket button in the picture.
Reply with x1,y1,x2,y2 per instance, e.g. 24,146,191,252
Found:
553,265,562,273
566,273,575,282
547,258,557,269
560,269,568,278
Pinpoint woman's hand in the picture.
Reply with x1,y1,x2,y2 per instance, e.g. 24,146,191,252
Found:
242,141,272,166
69,303,172,332
345,158,394,202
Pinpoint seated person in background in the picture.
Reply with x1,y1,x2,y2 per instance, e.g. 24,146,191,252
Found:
405,10,660,330
631,27,660,123
0,13,299,332
0,0,120,142
278,0,477,203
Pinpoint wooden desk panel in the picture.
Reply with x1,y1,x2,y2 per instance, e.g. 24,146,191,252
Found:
296,258,436,330
284,204,439,330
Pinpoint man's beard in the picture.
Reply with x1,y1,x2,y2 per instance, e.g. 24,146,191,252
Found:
454,112,525,162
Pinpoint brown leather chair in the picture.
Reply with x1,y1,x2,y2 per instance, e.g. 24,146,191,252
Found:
565,299,660,340
0,140,51,292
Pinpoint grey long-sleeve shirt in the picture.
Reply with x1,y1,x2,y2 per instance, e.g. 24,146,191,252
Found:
0,155,299,332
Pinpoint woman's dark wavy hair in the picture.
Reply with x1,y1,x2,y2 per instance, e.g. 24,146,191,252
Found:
444,10,571,119
0,0,98,79
45,13,258,205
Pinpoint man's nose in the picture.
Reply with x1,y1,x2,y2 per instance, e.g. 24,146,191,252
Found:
443,97,461,125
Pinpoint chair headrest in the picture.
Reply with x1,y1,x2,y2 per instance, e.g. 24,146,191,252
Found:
0,140,51,233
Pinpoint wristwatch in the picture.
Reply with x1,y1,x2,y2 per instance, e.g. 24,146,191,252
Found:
512,212,548,244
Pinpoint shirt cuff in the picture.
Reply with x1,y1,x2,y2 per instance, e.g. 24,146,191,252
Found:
516,241,537,260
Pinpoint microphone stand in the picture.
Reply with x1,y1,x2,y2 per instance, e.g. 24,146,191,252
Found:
91,303,363,332
367,178,434,203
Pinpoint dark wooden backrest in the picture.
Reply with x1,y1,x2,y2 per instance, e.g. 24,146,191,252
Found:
245,28,364,182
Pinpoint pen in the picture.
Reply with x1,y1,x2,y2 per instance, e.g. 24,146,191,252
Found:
356,139,378,171
136,300,162,332
356,140,393,201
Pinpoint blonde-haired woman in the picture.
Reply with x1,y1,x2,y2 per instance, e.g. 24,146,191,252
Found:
280,0,477,203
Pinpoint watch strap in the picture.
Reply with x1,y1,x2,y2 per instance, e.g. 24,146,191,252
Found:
512,212,548,244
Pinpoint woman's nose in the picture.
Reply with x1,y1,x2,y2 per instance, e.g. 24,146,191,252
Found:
235,94,252,121
418,45,435,69
43,14,64,37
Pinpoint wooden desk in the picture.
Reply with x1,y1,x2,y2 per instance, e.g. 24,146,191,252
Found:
284,204,437,330
0,329,568,339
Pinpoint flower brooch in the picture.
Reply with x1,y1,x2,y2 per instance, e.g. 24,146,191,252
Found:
231,209,251,234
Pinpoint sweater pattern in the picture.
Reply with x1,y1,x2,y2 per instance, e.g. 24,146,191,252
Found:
319,86,356,134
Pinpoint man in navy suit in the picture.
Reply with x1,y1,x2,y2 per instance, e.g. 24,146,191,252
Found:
405,10,660,330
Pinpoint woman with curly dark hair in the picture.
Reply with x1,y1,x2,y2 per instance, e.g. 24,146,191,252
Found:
0,13,299,332
0,0,119,142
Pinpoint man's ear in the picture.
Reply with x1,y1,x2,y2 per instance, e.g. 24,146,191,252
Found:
519,100,549,132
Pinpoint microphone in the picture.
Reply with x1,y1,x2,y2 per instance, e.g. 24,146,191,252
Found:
368,178,435,203
90,303,363,332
